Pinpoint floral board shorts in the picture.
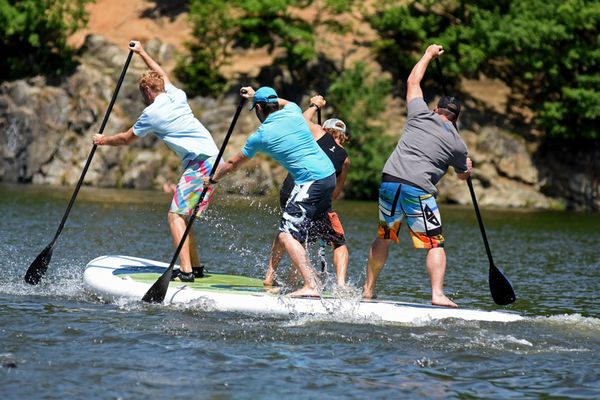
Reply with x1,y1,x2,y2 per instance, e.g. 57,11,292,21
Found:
377,181,444,249
169,156,218,217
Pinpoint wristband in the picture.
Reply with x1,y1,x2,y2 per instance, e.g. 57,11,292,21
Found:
209,178,218,185
309,103,320,110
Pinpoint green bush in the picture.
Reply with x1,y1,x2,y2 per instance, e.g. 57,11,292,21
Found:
327,62,394,199
369,0,600,140
178,0,357,96
174,0,232,97
0,0,90,80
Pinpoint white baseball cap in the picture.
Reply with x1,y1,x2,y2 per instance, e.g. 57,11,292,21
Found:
322,118,347,133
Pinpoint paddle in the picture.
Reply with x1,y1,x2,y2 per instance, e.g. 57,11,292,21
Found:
434,58,516,305
24,45,135,285
315,104,328,272
317,105,322,125
142,94,247,303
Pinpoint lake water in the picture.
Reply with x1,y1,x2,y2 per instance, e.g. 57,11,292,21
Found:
1,183,599,399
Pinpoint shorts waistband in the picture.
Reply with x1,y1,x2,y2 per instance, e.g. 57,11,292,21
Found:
184,154,218,167
381,173,425,190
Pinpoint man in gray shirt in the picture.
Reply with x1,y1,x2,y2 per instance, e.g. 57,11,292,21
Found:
363,44,472,307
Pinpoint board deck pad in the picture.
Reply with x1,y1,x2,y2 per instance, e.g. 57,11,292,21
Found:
114,265,266,294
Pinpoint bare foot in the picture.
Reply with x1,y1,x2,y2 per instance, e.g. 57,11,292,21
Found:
264,285,280,294
263,268,277,287
288,287,320,298
263,275,280,294
362,287,375,299
432,294,458,308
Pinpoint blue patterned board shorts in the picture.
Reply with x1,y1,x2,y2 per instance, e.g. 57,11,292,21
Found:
280,174,336,244
169,156,218,217
377,181,444,249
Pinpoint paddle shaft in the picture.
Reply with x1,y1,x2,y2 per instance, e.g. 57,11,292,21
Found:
142,95,247,303
25,48,134,284
435,58,496,261
315,106,328,271
435,58,515,304
315,99,351,276
466,178,495,260
434,58,448,99
166,116,239,269
53,50,134,244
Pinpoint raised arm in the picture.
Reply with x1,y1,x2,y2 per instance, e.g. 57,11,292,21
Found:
332,156,350,201
303,95,327,140
303,95,326,123
406,44,444,104
129,40,172,86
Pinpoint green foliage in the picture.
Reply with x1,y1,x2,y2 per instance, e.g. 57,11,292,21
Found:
177,0,313,96
174,0,232,96
370,2,442,77
179,0,358,96
369,0,600,140
235,0,316,76
0,0,90,80
480,0,600,139
327,62,394,199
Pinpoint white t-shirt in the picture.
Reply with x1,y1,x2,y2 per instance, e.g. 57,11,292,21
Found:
133,84,219,164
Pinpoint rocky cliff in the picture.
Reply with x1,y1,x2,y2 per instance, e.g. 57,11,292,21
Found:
1,36,598,211
0,36,282,196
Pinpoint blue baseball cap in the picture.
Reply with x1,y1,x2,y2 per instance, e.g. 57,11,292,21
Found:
250,86,279,110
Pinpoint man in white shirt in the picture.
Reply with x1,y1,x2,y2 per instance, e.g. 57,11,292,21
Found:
93,40,219,283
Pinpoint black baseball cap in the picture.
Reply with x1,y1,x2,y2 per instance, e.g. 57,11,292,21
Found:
438,96,461,120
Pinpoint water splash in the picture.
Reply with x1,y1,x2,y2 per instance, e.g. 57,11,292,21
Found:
534,313,600,331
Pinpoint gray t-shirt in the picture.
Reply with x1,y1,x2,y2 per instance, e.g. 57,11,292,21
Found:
382,97,468,196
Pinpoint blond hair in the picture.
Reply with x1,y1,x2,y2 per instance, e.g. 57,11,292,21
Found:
139,71,164,95
324,128,349,145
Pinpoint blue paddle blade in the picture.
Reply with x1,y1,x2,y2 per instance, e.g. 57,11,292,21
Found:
489,263,516,305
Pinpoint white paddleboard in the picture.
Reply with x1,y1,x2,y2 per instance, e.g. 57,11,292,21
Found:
83,255,523,324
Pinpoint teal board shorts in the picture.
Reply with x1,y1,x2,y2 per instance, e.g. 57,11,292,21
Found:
377,181,444,249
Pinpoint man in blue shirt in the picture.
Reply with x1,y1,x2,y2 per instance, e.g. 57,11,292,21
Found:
93,40,219,283
209,86,336,298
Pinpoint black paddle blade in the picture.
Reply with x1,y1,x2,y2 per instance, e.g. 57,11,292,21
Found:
24,244,54,285
489,263,516,305
141,266,173,303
